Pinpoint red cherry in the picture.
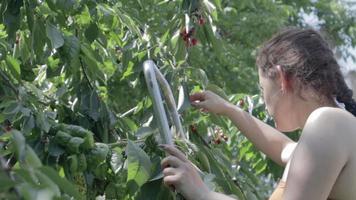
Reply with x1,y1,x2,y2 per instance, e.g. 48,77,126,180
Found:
180,29,189,41
214,138,221,144
198,17,205,25
191,38,198,46
189,124,198,133
238,99,245,107
5,126,12,132
15,34,20,45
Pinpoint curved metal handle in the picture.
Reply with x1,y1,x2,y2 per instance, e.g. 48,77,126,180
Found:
143,60,186,145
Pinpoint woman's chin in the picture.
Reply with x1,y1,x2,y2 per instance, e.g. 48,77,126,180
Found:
275,122,298,132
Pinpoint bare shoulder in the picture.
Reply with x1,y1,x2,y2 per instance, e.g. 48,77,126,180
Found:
285,107,356,200
306,107,356,130
301,107,356,151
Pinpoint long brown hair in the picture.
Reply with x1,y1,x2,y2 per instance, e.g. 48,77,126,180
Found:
256,28,356,116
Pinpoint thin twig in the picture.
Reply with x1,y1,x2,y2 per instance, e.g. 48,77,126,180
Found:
79,57,95,91
119,106,137,118
75,28,95,91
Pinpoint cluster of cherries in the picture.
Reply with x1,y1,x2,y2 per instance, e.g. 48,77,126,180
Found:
189,124,228,145
180,28,198,47
180,15,206,47
212,127,228,144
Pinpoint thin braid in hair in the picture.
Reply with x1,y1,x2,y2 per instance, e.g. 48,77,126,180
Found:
335,73,356,117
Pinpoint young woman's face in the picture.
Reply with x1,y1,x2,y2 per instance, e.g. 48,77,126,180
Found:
258,68,297,132
258,68,281,117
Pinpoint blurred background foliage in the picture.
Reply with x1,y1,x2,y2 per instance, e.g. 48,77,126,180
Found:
0,0,355,199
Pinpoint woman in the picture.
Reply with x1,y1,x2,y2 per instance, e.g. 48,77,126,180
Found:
159,28,356,200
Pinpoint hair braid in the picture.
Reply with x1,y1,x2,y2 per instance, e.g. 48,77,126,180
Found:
335,72,356,117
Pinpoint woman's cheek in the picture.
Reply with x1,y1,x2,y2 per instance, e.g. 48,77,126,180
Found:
264,98,275,117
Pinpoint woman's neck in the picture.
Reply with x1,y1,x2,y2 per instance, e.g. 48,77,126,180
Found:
293,96,337,129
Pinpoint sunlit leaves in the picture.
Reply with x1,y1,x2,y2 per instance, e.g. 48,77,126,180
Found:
61,35,80,72
5,55,21,81
46,23,64,49
31,17,46,59
126,140,153,188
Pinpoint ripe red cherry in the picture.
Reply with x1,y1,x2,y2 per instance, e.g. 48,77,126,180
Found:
180,29,189,41
214,138,221,144
238,99,245,107
191,38,198,46
189,124,198,133
5,126,12,132
198,17,205,25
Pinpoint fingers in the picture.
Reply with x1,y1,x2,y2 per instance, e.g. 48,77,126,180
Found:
163,167,176,176
160,145,188,162
190,91,211,109
163,175,180,188
189,92,206,102
161,155,184,168
191,101,207,109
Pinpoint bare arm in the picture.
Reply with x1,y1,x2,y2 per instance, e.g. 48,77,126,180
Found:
283,108,348,199
224,103,294,166
191,91,294,166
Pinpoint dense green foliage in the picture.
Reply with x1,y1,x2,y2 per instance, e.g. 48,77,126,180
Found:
0,0,355,199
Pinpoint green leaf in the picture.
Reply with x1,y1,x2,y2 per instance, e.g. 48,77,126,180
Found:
5,55,21,80
48,141,65,157
135,127,155,139
2,0,22,42
89,90,100,121
206,84,228,100
0,24,7,39
110,147,123,174
11,130,26,162
55,0,76,13
80,44,105,82
24,145,42,168
116,9,142,38
36,111,51,133
126,140,152,187
177,84,191,113
40,166,83,199
62,35,80,68
0,170,16,192
32,17,46,58
121,61,134,81
85,23,99,43
122,117,138,132
35,170,61,197
46,22,64,49
22,115,35,135
76,6,91,25
19,31,31,62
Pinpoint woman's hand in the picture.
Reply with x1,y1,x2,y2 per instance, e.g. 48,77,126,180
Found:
189,91,232,115
160,144,210,200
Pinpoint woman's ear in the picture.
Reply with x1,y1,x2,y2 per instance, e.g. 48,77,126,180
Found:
276,65,289,92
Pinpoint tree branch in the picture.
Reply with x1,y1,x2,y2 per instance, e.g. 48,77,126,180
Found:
79,57,95,91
